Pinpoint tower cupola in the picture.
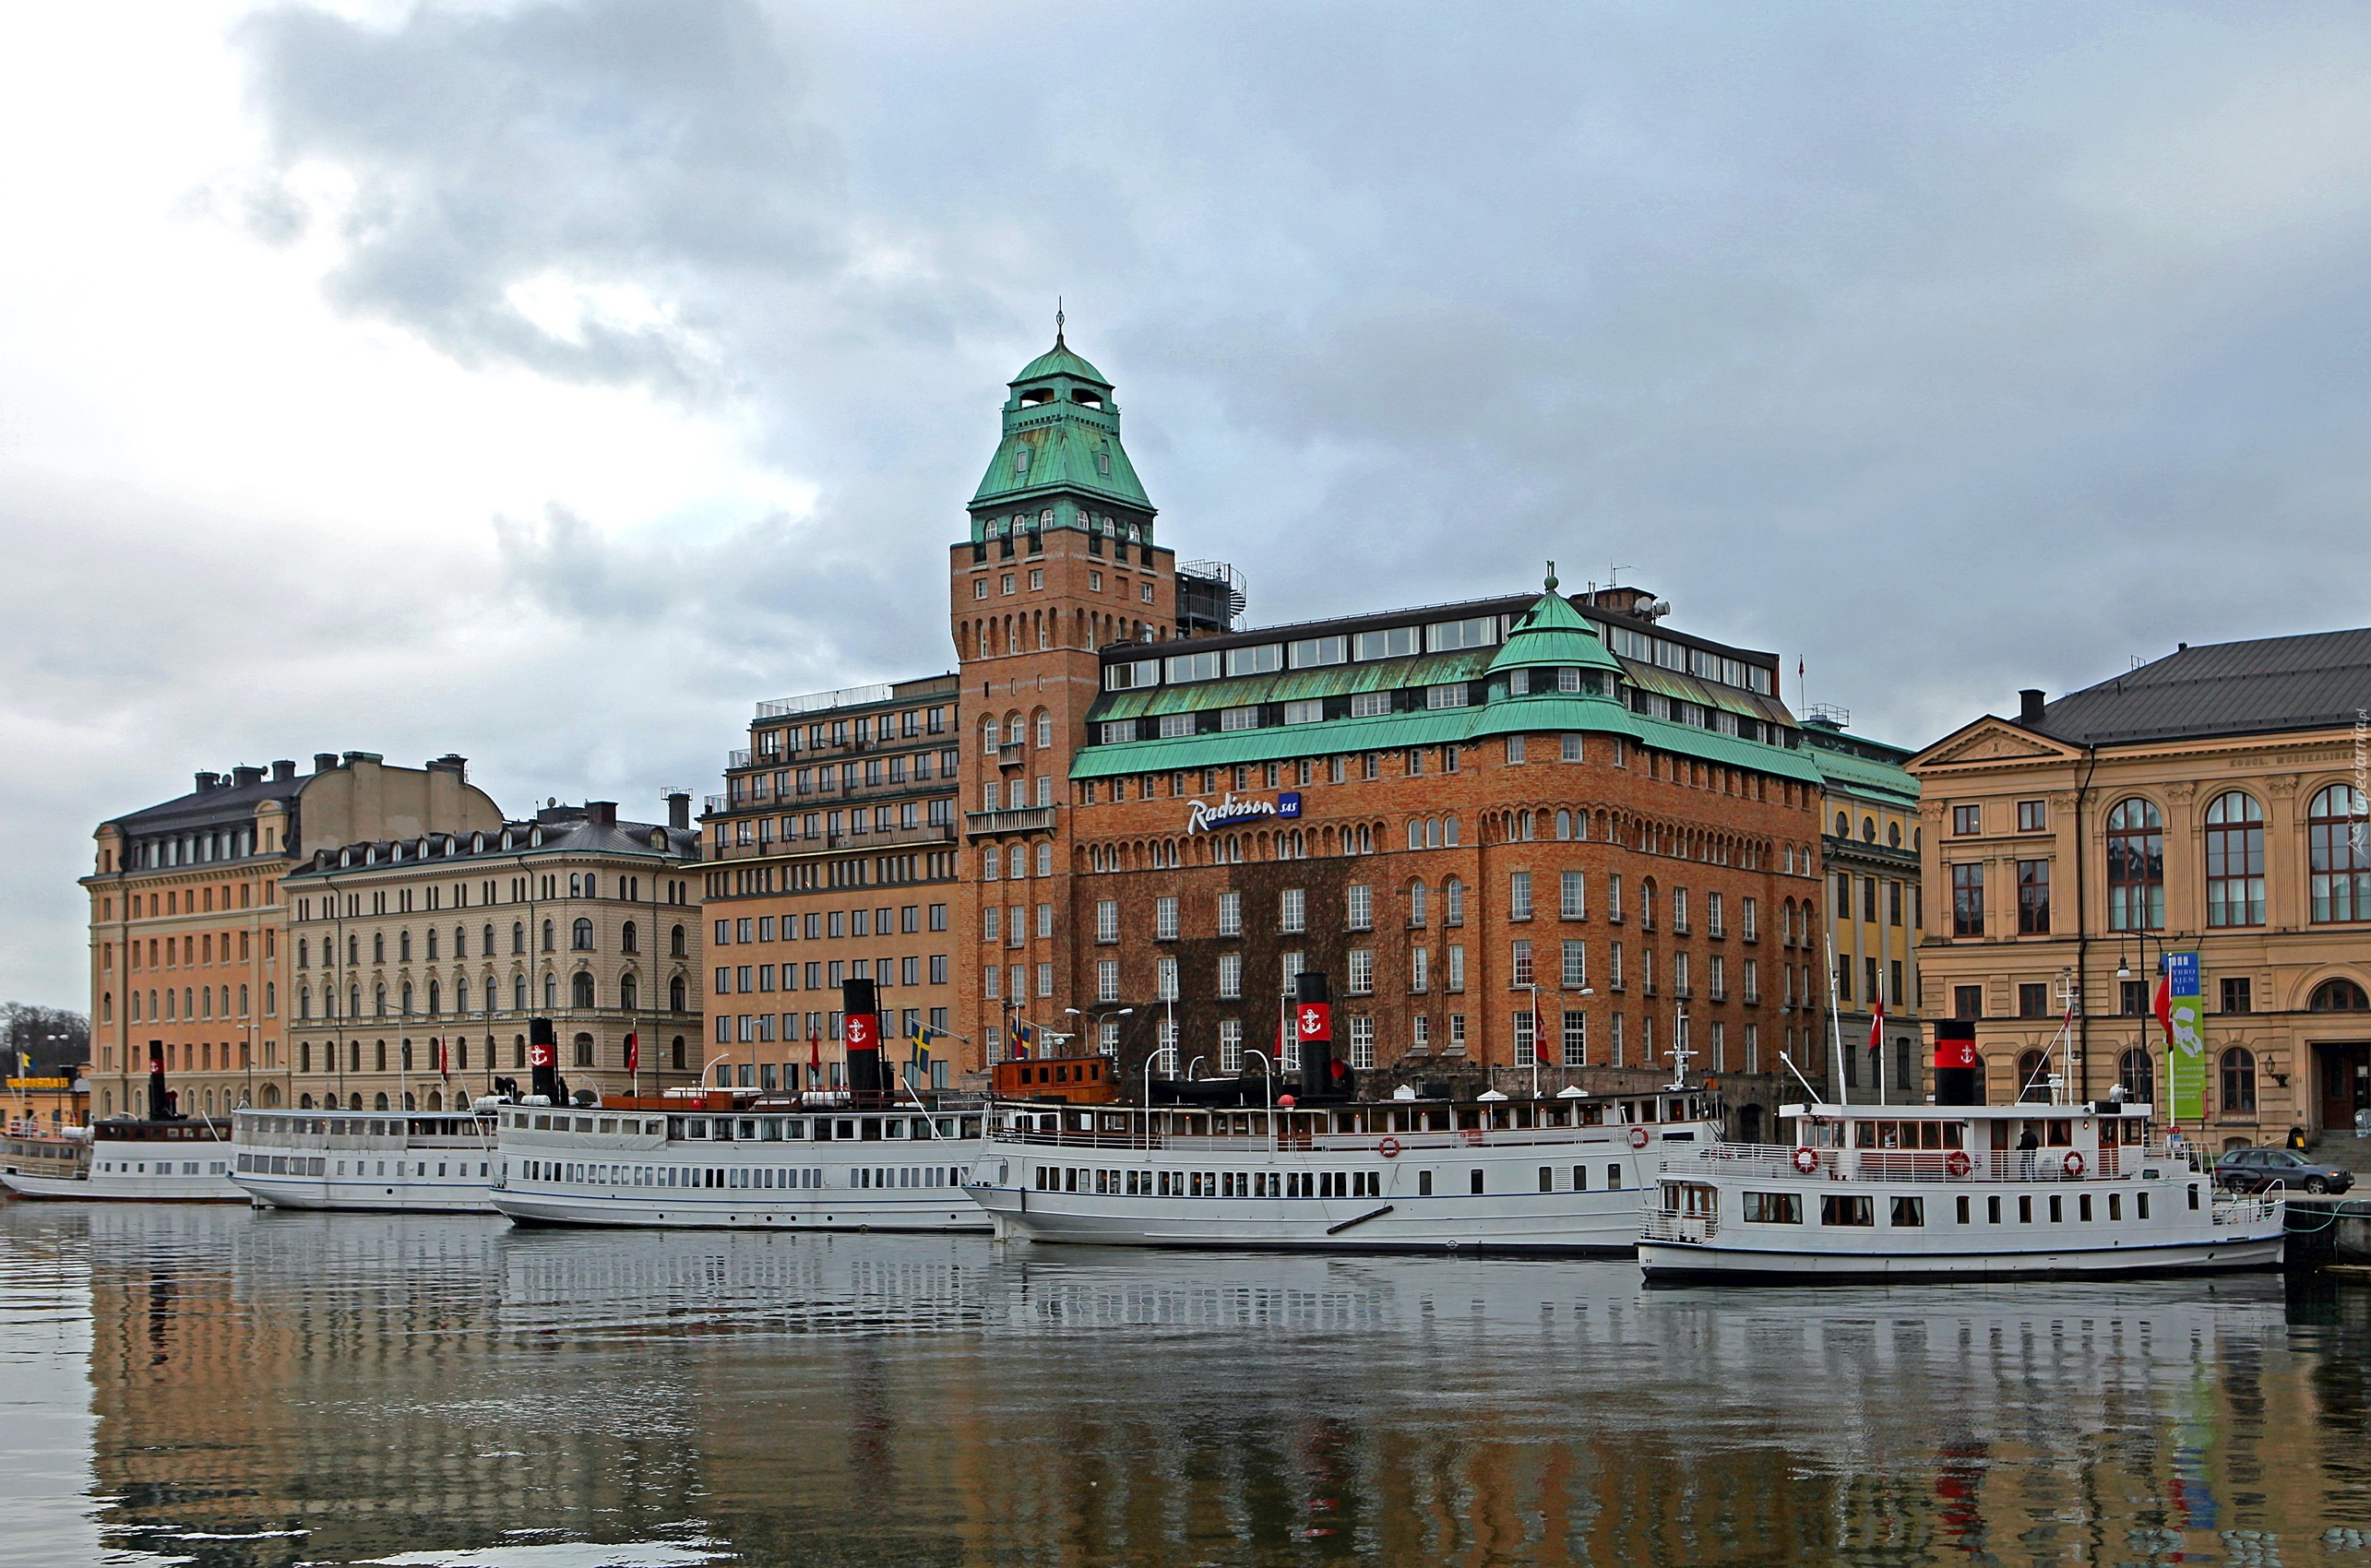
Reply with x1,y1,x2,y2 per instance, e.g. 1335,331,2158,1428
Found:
968,321,1156,548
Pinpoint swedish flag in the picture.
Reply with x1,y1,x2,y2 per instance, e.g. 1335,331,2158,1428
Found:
911,1021,933,1074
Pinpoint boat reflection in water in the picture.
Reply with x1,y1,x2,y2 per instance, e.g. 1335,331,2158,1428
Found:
21,1203,2371,1565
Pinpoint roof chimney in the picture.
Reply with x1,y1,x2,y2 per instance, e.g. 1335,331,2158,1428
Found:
2019,688,2046,726
231,765,264,788
666,791,691,831
272,759,297,783
587,801,617,828
194,770,221,793
313,753,340,774
427,753,468,778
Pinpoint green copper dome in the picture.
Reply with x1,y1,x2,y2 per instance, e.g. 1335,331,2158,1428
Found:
968,329,1154,528
1012,339,1111,388
1487,582,1626,682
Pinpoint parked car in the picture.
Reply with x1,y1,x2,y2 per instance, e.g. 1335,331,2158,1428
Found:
2214,1147,2354,1194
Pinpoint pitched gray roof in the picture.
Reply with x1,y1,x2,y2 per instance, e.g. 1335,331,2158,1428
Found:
2037,627,2371,746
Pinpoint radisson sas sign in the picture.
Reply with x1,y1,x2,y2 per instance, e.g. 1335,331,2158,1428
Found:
1186,791,1302,834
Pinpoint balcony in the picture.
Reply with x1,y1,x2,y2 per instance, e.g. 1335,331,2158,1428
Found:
997,742,1026,768
708,822,958,861
966,806,1059,837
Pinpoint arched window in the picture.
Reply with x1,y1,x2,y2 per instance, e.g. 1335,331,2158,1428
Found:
375,983,387,1016
261,1085,280,1107
1639,879,1658,931
2106,799,2164,931
1408,881,1428,928
542,920,555,952
1888,822,1901,849
374,1092,389,1111
621,921,638,955
298,1094,315,1111
486,977,498,1015
511,921,525,954
669,975,686,1013
1407,820,1422,851
2310,784,2371,923
2311,979,2370,1012
619,973,638,1011
1861,816,1876,842
2015,1050,2051,1103
573,1032,595,1068
2117,1048,2155,1105
426,980,440,1016
399,982,412,1016
1443,877,1465,926
1556,810,1572,840
572,918,594,951
2221,1048,2257,1113
514,975,528,1011
571,972,595,1008
543,972,558,1008
671,924,687,957
2204,792,2265,927
1035,710,1053,748
1835,811,1849,837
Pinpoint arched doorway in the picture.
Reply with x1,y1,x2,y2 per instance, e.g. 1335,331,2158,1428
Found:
1736,1104,1765,1145
2015,1051,2051,1103
2312,977,2371,1132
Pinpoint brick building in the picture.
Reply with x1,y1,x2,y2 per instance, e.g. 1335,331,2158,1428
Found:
699,677,963,1091
944,331,1832,1134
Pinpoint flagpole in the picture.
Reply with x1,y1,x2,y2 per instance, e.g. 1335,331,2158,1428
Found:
1825,932,1846,1107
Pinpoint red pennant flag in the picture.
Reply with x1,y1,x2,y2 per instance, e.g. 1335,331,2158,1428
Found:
809,1021,822,1076
1867,996,1885,1054
624,1031,639,1075
436,1037,449,1083
2151,973,2174,1047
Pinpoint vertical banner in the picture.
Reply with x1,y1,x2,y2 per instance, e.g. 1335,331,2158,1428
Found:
2164,952,2205,1121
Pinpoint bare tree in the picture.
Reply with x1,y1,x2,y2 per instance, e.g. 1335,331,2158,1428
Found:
3,1004,91,1075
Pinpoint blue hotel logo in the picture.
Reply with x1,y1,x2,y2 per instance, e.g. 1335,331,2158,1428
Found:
1186,791,1302,834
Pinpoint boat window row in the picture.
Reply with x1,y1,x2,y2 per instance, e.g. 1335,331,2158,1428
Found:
238,1115,483,1143
95,1158,228,1175
1014,1098,1707,1140
1734,1185,2192,1226
508,1111,980,1142
516,1158,955,1191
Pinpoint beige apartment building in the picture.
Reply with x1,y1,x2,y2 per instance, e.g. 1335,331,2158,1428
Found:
1911,631,2371,1146
84,752,504,1120
280,800,705,1111
1802,711,1925,1100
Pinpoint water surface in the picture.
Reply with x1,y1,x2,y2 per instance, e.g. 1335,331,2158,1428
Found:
6,1204,2371,1565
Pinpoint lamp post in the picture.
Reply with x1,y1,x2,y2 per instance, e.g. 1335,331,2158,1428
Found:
1245,1048,1274,1145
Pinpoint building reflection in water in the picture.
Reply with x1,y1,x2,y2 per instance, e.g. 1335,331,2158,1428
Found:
12,1205,2371,1565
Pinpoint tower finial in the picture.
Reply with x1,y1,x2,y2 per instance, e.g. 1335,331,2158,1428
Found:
1055,296,1065,346
1544,560,1558,594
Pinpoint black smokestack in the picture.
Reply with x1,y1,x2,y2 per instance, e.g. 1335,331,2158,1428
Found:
529,1016,561,1103
666,791,691,831
1295,971,1346,1101
1932,1019,1980,1106
842,978,884,1098
146,1039,171,1121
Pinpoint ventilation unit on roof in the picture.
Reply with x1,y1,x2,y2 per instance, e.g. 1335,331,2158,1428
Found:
1639,599,1673,622
1176,560,1247,636
1805,703,1850,730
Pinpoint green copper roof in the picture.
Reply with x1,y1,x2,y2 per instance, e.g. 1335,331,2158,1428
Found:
1487,586,1626,679
968,333,1154,520
1012,339,1111,387
1804,731,1921,806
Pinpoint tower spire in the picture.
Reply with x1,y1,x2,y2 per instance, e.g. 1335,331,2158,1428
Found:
1055,296,1066,347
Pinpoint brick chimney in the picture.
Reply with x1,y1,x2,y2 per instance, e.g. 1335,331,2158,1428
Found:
272,759,297,782
666,791,691,831
587,801,617,828
2019,689,2046,726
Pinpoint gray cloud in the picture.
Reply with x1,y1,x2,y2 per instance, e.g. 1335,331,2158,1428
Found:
7,0,2371,1006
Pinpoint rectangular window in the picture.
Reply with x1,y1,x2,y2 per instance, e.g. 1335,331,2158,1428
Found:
1157,713,1195,738
1218,891,1242,937
1280,888,1305,933
1409,946,1429,994
1820,1194,1876,1227
2018,800,2047,832
1218,953,1243,1000
1889,1195,1925,1228
1424,616,1497,652
1561,1009,1586,1066
1560,871,1585,920
2018,982,2048,1019
1506,734,1526,764
1560,940,1586,990
1509,872,1532,921
1155,897,1178,942
1348,1015,1375,1069
1350,691,1392,719
1163,650,1221,683
1447,944,1466,992
1157,957,1178,1003
1952,804,1981,836
1425,683,1470,709
1346,884,1373,931
1224,645,1281,677
1512,1009,1536,1065
1353,627,1420,660
2222,977,2253,1015
1282,699,1325,725
1096,960,1120,1004
1096,900,1119,944
2017,860,2050,934
1742,1192,1803,1224
1953,985,1983,1020
2122,979,2147,1016
1220,707,1260,731
1347,949,1374,995
1950,864,1984,938
1288,636,1348,669
1511,940,1534,987
1220,1018,1244,1073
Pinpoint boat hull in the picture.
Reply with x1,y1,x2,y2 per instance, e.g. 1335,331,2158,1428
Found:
489,1186,990,1232
967,1182,1650,1253
231,1172,496,1214
1639,1229,2284,1283
1,1170,244,1203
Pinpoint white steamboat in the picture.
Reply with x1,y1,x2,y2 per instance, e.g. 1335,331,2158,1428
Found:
963,1083,1721,1253
0,1117,241,1203
487,1092,992,1231
1639,1098,2283,1282
230,1107,500,1213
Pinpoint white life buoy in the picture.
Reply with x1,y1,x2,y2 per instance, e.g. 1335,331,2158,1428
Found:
1946,1149,1972,1179
2063,1149,2086,1178
1791,1146,1820,1175
1377,1136,1402,1159
1629,1125,1650,1150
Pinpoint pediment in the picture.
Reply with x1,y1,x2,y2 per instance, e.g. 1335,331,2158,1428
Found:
1913,717,2079,770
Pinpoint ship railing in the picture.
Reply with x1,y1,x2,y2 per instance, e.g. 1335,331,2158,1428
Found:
2212,1194,2282,1227
984,1126,1668,1155
1640,1208,1719,1243
1698,1141,2199,1183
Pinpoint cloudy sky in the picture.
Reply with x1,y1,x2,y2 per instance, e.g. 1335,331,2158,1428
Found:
5,2,2369,1009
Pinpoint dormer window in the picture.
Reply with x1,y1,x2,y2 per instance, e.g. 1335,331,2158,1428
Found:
1097,449,1112,475
1014,448,1031,475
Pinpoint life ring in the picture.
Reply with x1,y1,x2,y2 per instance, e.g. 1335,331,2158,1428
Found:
1377,1136,1402,1159
1628,1125,1650,1150
2063,1150,2085,1178
1460,1128,1484,1146
1791,1146,1820,1175
1946,1149,1972,1179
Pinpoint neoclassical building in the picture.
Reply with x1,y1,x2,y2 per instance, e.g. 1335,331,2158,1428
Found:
280,801,705,1111
1911,632,2371,1146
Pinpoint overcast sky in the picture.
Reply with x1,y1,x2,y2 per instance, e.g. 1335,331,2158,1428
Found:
4,2,2368,1009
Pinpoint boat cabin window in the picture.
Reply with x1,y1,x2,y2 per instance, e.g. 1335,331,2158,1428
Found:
1852,1120,1962,1150
2047,1120,2072,1146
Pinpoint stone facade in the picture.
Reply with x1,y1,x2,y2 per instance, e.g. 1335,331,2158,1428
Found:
280,802,704,1111
1802,715,1925,1102
1912,653,2371,1146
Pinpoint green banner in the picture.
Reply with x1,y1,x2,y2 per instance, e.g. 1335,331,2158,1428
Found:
2165,952,2205,1122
